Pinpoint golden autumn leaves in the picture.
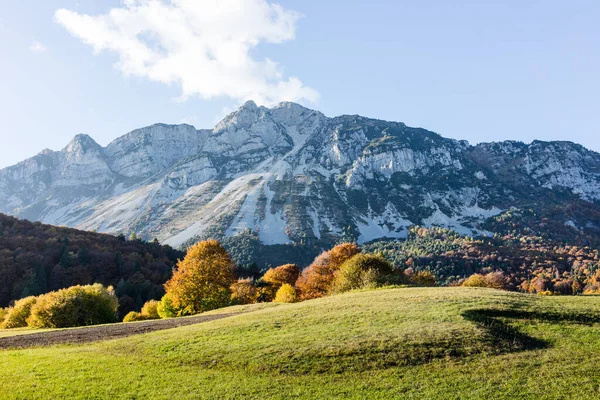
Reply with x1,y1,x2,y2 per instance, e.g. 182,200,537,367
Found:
161,241,404,317
164,240,236,315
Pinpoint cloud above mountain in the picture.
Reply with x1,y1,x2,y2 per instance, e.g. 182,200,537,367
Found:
54,0,319,106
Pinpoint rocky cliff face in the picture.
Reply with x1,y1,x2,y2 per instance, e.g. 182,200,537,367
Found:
2,101,599,248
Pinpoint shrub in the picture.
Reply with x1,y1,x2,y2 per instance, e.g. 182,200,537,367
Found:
484,271,506,290
411,271,437,287
140,300,160,319
331,254,396,294
157,294,177,319
296,243,360,300
123,311,151,322
27,284,118,328
2,296,37,329
230,278,259,305
527,277,549,294
273,284,297,303
163,240,236,315
462,274,488,288
261,264,300,301
463,272,506,290
583,285,600,295
537,290,557,296
0,308,7,326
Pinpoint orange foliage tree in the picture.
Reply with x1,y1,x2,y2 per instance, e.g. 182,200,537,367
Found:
230,278,260,305
261,264,300,300
163,240,235,315
295,243,360,300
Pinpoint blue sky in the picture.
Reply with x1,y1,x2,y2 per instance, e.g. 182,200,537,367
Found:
0,0,598,169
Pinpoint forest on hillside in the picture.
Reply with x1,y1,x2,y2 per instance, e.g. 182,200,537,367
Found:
0,213,183,316
364,226,600,294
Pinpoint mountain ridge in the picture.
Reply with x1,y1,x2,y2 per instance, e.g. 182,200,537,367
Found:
2,101,600,248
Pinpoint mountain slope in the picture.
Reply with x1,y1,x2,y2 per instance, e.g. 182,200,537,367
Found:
2,101,600,248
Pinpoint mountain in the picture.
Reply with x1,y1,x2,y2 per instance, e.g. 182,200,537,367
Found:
2,101,600,250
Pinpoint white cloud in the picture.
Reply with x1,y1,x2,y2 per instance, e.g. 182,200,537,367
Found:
29,41,48,54
54,0,319,106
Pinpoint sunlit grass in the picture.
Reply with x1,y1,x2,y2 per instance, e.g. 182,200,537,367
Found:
2,287,600,399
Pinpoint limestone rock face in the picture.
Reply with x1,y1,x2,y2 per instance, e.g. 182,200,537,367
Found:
1,102,599,248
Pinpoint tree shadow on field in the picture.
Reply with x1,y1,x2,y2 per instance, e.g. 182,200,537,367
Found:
184,306,600,375
261,307,600,375
461,307,600,354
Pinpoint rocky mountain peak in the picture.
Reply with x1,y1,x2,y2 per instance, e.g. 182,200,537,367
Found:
1,102,599,249
64,133,102,154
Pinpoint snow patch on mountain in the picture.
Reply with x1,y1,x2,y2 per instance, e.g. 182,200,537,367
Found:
2,102,600,248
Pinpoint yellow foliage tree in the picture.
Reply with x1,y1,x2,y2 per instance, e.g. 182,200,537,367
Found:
2,296,37,329
0,308,7,325
462,271,506,290
123,311,149,322
462,274,488,288
140,300,160,319
274,284,297,303
261,264,300,300
163,240,236,315
27,284,118,328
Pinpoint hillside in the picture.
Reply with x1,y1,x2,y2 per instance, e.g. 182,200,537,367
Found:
1,287,600,399
2,101,600,249
364,225,600,294
0,213,183,315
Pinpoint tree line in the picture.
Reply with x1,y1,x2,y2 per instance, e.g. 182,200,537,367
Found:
0,213,183,317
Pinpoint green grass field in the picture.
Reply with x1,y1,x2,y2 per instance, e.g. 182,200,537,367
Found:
2,287,600,399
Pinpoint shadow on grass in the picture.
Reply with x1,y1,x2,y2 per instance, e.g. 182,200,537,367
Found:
184,307,600,375
279,308,600,374
461,308,600,354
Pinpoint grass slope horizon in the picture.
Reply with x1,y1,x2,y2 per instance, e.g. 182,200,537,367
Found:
2,287,600,399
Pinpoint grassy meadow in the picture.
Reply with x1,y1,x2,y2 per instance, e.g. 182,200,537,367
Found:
2,287,600,399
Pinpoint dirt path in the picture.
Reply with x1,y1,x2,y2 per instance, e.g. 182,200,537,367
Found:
0,313,239,350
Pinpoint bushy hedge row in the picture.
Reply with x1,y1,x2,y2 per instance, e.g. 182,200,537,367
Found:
1,296,37,328
0,284,118,329
123,300,161,322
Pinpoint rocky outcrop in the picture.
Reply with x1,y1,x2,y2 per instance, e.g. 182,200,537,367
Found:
1,101,599,248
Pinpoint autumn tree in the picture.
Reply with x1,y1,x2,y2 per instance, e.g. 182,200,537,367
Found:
27,284,118,328
141,300,160,319
330,254,396,294
230,278,260,305
0,308,7,325
274,284,297,303
484,271,506,290
462,274,487,287
295,243,360,300
157,294,177,318
410,271,437,287
261,264,300,300
163,240,236,315
2,296,37,329
123,300,159,322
